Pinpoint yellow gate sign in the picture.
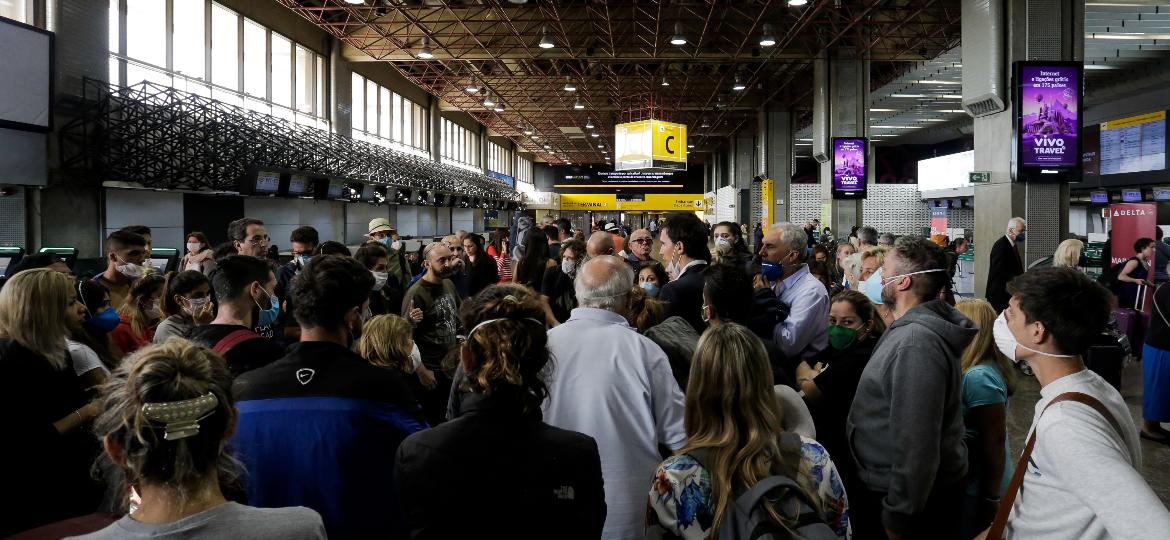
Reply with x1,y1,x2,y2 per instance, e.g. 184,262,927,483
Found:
615,119,687,171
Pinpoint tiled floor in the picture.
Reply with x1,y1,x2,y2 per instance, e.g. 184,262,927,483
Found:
1006,361,1170,505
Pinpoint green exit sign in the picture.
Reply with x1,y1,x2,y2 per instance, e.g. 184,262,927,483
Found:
969,171,991,184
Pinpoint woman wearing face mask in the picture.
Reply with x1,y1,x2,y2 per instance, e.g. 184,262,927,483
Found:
857,246,894,325
110,273,166,357
794,290,885,496
153,270,214,344
180,231,217,275
463,233,499,298
355,243,397,316
953,298,1016,538
636,261,669,298
72,279,124,375
712,221,754,273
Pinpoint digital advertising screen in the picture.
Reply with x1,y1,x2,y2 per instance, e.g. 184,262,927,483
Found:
831,137,868,200
1015,62,1082,182
552,164,704,192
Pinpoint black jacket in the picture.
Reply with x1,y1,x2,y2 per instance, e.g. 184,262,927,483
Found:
985,235,1023,312
660,261,709,333
465,254,500,298
395,393,606,539
541,266,577,323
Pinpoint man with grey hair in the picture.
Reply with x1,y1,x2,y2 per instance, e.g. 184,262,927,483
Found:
986,216,1027,312
878,232,896,247
402,241,461,425
757,222,830,365
857,226,879,250
586,230,616,257
543,255,686,540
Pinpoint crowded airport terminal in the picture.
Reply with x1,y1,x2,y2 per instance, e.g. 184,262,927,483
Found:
2,0,1170,538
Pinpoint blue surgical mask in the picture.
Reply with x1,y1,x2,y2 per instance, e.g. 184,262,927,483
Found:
85,307,121,333
296,255,311,269
1016,232,1026,243
640,281,660,297
254,287,280,327
861,267,885,306
761,262,783,283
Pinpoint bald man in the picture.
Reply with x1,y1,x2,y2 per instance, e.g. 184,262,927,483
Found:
441,234,468,298
587,231,616,258
626,228,654,270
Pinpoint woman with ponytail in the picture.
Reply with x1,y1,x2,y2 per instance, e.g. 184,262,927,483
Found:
395,284,606,538
76,338,325,539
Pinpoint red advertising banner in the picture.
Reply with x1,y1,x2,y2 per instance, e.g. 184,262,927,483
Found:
1109,203,1157,316
930,208,948,238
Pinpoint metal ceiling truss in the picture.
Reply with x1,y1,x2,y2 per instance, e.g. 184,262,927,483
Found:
59,78,518,200
281,0,960,165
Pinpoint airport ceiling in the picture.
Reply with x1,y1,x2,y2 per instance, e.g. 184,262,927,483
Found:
280,0,962,165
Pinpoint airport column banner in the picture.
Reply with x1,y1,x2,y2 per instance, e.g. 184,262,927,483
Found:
615,119,688,171
761,179,774,229
930,208,948,237
1019,64,1080,168
1109,202,1157,315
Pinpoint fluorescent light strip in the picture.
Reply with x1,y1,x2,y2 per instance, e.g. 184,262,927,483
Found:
917,80,962,85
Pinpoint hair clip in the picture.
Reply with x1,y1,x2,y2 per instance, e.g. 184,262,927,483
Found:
141,393,218,441
501,295,520,305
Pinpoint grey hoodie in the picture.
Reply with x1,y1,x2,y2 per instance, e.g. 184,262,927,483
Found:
846,299,977,533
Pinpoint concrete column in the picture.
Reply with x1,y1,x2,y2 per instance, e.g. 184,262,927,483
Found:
815,48,868,234
761,103,793,222
972,0,1081,297
429,97,441,162
329,38,352,138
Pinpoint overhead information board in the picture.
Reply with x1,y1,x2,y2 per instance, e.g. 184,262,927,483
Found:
559,193,704,211
614,119,687,171
1100,111,1166,176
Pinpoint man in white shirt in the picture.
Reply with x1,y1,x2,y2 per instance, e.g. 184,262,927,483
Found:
991,267,1170,539
756,222,830,362
543,255,687,540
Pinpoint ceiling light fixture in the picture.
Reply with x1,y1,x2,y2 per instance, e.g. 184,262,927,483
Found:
564,77,577,92
759,24,777,47
869,108,897,112
661,76,670,86
701,119,711,128
417,37,434,59
538,25,555,49
522,125,533,135
732,75,746,91
343,0,363,4
585,119,595,129
574,99,585,110
590,132,600,138
687,144,695,149
597,144,604,149
494,103,505,112
670,22,687,45
787,0,808,6
482,94,496,107
465,78,479,93
891,94,927,98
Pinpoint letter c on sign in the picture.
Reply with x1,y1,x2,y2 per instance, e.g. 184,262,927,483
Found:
665,135,675,155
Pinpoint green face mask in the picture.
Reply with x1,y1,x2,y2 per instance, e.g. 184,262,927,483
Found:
827,324,860,350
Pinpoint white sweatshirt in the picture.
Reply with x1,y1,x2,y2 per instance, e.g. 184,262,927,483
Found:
1006,369,1170,539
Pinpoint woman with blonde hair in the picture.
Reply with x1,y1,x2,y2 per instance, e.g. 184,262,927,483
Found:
110,273,166,356
1053,238,1085,269
647,322,850,539
79,338,325,539
954,298,1016,539
0,269,104,536
359,314,436,391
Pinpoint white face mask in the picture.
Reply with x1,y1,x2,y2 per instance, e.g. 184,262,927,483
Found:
116,256,145,278
183,296,210,317
714,237,732,254
561,258,578,277
186,242,202,254
992,310,1077,362
391,240,403,251
372,271,389,291
144,301,162,321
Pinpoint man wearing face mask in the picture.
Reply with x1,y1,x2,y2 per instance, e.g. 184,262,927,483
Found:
232,254,425,539
986,217,1027,313
274,226,319,341
189,256,285,377
93,230,149,311
541,239,586,323
657,212,712,333
755,223,829,361
846,236,976,540
403,242,463,426
982,267,1170,540
368,218,410,298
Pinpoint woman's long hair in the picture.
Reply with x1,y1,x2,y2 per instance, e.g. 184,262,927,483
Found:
0,268,71,367
457,284,551,418
75,279,123,370
359,314,415,373
831,289,886,337
513,228,550,289
119,274,166,338
955,299,1016,396
713,221,752,263
682,323,824,535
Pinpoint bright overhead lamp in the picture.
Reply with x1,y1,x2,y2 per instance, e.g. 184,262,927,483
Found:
871,125,913,129
574,99,585,110
482,94,496,107
597,144,604,149
417,38,434,59
891,94,927,98
922,118,946,122
590,132,600,138
670,22,687,45
543,144,551,150
538,26,555,49
343,0,364,4
917,80,962,85
564,77,577,92
732,75,746,91
759,24,777,47
869,108,897,112
940,94,962,99
585,119,595,129
701,119,711,128
465,79,479,93
522,125,533,135
787,0,809,6
493,103,505,112
532,135,540,139
687,144,695,149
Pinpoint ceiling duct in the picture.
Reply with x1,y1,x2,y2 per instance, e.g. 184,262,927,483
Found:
961,0,1005,117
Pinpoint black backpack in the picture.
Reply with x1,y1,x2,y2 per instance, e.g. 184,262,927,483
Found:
1097,257,1136,291
690,433,837,540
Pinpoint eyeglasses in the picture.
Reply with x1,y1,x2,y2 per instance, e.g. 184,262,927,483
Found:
246,235,270,244
630,238,653,244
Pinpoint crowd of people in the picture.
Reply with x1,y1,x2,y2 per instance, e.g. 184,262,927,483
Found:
1,211,1168,540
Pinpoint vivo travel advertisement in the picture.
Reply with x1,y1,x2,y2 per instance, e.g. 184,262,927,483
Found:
1019,64,1080,169
832,138,867,199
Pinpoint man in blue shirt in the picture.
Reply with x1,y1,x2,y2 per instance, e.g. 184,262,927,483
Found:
756,222,829,364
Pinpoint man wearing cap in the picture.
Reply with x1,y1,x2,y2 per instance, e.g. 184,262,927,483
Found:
604,222,625,256
369,218,411,311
